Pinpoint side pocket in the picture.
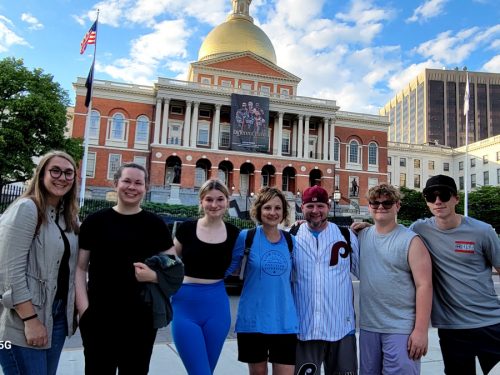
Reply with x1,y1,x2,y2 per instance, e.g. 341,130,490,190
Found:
25,274,47,307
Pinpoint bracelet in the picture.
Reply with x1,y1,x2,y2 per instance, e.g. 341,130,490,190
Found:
21,313,38,322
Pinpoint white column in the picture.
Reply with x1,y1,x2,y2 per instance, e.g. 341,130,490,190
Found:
183,101,192,146
323,117,329,161
190,101,200,147
273,116,279,155
329,117,335,162
153,98,162,144
291,118,298,157
297,115,304,159
161,98,170,145
304,116,310,159
212,104,221,149
277,112,284,156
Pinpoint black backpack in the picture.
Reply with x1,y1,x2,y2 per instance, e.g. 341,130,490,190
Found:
238,228,294,280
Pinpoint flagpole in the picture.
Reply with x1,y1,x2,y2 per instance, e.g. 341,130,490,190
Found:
79,10,99,208
463,70,469,217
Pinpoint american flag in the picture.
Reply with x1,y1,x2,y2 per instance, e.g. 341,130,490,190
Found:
80,20,97,55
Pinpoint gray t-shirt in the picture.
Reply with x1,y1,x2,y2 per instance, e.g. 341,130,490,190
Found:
411,216,500,329
359,224,418,334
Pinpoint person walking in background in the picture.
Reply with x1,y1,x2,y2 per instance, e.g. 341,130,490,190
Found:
75,162,176,375
410,175,500,375
357,184,432,374
227,187,298,375
0,150,80,375
170,179,240,375
291,185,359,375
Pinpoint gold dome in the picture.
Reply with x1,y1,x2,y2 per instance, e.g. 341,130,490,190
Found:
198,15,277,64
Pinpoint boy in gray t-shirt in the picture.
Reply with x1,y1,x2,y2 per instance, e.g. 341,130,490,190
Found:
358,183,432,375
411,174,500,375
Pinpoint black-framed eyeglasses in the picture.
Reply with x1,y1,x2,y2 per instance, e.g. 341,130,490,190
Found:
48,168,75,181
424,189,452,203
369,200,395,209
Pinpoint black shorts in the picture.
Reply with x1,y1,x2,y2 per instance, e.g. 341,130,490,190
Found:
237,332,297,365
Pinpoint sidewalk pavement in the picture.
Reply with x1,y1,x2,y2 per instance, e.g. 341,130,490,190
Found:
55,328,454,375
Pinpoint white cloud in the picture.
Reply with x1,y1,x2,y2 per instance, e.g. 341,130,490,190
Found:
20,13,43,31
0,15,29,53
483,55,500,72
407,0,448,23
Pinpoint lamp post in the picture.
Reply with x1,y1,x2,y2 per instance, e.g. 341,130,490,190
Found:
333,190,341,218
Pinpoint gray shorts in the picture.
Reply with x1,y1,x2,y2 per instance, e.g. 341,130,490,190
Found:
359,329,420,375
295,335,357,375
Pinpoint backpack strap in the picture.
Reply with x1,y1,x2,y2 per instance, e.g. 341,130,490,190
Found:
281,230,293,253
289,222,302,236
239,228,257,280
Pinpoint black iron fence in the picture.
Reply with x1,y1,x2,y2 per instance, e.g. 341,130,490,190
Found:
0,185,25,213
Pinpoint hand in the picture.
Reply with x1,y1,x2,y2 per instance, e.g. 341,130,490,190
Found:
350,221,371,234
24,319,48,347
133,262,158,283
407,329,428,360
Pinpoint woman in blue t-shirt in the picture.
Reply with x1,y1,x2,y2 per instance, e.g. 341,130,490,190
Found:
227,187,299,375
170,179,240,375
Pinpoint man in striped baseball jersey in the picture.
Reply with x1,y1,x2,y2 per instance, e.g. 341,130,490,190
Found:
291,185,359,375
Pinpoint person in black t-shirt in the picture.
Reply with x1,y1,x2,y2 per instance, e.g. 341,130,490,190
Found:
75,163,174,375
169,179,240,375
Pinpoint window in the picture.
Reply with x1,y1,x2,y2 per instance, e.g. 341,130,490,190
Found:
110,113,126,141
107,154,122,180
89,110,100,139
197,123,209,146
170,106,183,114
135,115,149,143
368,143,378,165
459,176,464,190
134,156,147,168
199,109,211,118
221,80,232,88
414,159,420,169
471,174,476,188
333,138,340,162
348,140,361,164
400,158,406,167
459,161,463,170
497,151,500,161
471,158,476,168
200,77,211,85
428,160,435,170
219,124,230,147
414,174,420,188
484,171,489,185
240,82,252,92
194,167,206,187
168,123,181,145
280,88,290,98
443,162,450,172
260,86,270,96
86,152,96,178
483,155,488,164
387,156,391,166
497,169,500,184
282,131,290,154
400,173,406,187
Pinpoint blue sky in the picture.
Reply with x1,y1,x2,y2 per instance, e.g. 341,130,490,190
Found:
1,0,499,114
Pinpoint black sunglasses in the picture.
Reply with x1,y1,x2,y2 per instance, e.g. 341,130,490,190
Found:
424,190,452,203
369,200,395,209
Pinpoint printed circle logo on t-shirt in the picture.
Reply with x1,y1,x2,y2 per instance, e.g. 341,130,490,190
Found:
261,250,288,276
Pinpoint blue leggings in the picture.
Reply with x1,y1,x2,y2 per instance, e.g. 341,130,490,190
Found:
171,281,231,375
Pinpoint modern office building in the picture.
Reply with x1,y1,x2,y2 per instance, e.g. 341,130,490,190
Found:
380,68,500,148
71,0,389,209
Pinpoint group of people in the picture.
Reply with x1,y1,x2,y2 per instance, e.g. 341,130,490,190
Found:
235,100,267,134
0,149,498,375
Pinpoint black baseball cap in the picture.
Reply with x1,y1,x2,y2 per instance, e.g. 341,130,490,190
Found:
423,175,457,195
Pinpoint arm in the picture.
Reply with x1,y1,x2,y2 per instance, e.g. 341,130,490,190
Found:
225,230,246,277
407,236,433,360
75,248,90,317
350,221,371,234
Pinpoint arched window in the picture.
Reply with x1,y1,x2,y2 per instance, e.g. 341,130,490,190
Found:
348,140,361,164
89,110,100,139
111,113,125,140
333,138,340,162
135,115,149,143
368,142,378,166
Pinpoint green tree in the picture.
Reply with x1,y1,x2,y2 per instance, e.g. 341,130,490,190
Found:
398,186,430,222
467,186,500,232
0,57,82,189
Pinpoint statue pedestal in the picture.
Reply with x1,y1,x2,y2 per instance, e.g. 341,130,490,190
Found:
167,184,182,205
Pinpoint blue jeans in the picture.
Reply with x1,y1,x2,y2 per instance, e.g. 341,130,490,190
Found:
0,299,68,375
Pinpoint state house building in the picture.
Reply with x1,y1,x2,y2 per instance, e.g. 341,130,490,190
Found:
72,0,389,210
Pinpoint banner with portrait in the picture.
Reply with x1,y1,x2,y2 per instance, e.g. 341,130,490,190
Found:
230,93,269,153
